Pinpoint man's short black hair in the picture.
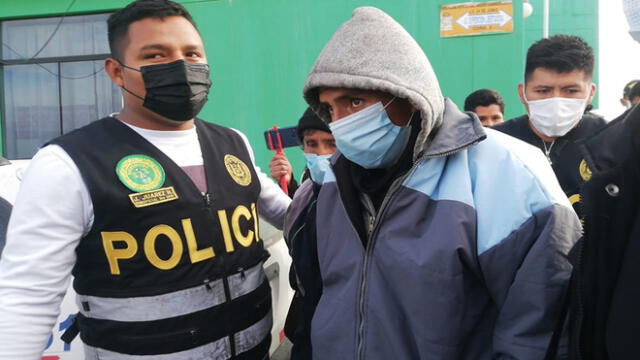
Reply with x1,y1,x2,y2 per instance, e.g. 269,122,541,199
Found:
525,34,594,82
464,88,505,114
628,81,640,102
623,80,640,100
107,0,198,60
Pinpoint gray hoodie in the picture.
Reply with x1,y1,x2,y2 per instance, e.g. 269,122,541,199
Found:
303,6,446,159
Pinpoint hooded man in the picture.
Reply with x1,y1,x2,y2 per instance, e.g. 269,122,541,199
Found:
284,7,581,360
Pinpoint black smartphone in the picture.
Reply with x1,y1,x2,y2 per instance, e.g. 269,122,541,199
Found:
264,126,300,150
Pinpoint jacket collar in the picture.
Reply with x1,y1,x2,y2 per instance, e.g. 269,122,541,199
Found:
417,98,486,160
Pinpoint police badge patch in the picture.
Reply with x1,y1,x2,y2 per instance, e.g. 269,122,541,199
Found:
224,154,252,186
116,154,166,192
579,159,592,181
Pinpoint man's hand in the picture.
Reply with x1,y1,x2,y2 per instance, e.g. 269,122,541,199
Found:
269,153,292,185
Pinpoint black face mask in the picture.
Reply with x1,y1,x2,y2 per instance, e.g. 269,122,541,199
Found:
119,59,212,121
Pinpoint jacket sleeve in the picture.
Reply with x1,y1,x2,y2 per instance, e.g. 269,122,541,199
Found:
472,130,581,359
232,129,291,230
0,146,92,359
479,203,579,359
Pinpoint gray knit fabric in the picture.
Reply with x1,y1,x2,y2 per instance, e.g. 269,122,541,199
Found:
303,6,445,158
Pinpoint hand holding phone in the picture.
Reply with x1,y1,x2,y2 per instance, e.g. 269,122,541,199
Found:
265,125,298,195
264,126,299,150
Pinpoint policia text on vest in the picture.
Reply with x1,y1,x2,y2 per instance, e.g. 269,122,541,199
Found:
103,203,260,274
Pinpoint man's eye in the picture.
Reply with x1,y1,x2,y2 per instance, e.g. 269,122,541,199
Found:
351,99,363,107
186,52,201,58
144,54,163,60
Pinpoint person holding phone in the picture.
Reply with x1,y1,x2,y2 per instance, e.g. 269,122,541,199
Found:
269,107,335,198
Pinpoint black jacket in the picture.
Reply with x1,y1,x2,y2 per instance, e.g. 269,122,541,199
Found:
493,113,606,218
569,104,640,359
283,180,322,360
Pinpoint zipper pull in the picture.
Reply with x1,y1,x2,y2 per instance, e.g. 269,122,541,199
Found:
367,215,375,236
204,278,212,291
238,267,246,280
203,193,212,207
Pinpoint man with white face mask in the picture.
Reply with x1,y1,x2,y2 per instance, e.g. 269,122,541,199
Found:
493,35,606,218
284,7,581,360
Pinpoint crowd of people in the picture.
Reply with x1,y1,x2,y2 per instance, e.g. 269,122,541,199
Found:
0,0,639,359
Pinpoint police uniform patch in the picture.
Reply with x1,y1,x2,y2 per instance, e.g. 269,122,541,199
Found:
224,154,252,186
116,155,166,193
579,159,592,181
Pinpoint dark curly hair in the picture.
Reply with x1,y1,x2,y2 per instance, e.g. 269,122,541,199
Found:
525,34,594,82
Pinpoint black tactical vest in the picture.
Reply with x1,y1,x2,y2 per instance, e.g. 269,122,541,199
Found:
51,117,272,359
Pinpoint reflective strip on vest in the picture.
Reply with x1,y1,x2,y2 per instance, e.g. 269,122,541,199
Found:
76,262,265,322
82,310,272,359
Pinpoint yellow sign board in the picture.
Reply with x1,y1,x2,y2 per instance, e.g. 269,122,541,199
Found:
440,1,514,38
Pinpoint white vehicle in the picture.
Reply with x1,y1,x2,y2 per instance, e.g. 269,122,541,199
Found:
0,158,293,360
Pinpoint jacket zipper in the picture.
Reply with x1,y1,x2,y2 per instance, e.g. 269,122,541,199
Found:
320,137,480,359
355,165,418,360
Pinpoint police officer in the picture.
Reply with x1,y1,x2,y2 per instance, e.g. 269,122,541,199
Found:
0,1,290,359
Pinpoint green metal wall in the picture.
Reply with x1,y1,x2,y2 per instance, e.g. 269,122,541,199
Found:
0,0,598,177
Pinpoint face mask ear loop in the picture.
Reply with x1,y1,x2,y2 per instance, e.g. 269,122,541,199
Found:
584,83,593,102
405,110,416,128
522,81,531,104
383,96,397,110
121,85,145,101
116,59,145,101
117,59,141,73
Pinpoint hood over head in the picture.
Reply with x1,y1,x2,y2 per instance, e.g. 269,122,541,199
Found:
303,6,445,158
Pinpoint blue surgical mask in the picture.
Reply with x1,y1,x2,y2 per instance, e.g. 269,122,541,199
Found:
328,100,412,169
304,153,333,184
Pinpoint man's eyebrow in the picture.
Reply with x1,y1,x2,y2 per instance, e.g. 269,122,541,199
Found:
333,91,365,102
182,44,204,50
139,44,169,52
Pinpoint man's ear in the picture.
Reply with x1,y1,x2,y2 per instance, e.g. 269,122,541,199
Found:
587,83,597,104
517,83,526,105
104,58,124,87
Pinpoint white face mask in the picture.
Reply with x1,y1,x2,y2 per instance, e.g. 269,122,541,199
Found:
523,86,591,138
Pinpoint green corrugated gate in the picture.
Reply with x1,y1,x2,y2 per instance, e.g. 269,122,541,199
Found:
0,0,598,175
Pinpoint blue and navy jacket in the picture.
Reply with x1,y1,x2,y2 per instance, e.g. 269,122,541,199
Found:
284,100,581,360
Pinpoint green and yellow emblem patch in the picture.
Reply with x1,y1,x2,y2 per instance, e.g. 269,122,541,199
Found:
116,155,166,193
